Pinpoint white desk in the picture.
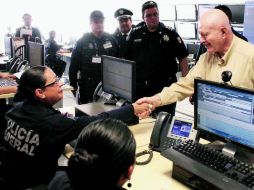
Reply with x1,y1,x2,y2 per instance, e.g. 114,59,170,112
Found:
59,106,190,190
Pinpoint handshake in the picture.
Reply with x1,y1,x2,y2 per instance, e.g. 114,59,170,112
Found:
132,95,162,119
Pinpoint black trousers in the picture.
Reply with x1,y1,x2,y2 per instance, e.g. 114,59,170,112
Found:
78,78,100,104
136,76,177,118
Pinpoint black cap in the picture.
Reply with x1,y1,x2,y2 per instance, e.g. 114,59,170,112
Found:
114,8,133,20
90,10,105,21
142,1,158,12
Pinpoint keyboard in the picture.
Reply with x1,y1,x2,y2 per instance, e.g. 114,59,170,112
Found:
161,140,254,190
0,79,17,87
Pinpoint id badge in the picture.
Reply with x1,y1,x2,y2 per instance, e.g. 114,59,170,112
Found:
92,56,101,64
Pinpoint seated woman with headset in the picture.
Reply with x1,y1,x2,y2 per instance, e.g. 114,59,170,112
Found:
49,118,136,190
0,66,148,190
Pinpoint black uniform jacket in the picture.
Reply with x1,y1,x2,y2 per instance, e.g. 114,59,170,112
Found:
0,99,134,189
69,32,119,90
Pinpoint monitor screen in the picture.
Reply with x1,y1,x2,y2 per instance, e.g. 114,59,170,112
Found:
198,4,217,19
227,4,245,24
102,55,135,102
176,4,197,21
28,42,45,67
244,0,254,44
176,22,196,40
159,4,176,20
194,79,254,149
4,36,14,58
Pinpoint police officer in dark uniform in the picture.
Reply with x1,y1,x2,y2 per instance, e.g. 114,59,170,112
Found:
69,10,119,104
113,8,135,57
125,1,189,116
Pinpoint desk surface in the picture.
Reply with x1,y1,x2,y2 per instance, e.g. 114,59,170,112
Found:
59,106,190,190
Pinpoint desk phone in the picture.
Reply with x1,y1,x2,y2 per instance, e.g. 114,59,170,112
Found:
149,112,197,152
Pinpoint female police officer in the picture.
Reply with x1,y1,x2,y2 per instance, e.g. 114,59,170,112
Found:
0,66,148,189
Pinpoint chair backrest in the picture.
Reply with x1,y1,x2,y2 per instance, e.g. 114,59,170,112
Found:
45,54,66,77
15,44,27,61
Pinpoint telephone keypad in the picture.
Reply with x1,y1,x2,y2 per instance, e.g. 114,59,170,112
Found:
161,137,183,151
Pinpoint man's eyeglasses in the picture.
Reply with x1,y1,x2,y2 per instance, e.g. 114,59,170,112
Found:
41,77,60,89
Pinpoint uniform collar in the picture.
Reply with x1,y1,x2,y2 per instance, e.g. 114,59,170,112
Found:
121,28,132,36
145,22,164,34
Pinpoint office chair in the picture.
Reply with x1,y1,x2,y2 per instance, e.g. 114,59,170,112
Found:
15,45,27,61
45,54,66,77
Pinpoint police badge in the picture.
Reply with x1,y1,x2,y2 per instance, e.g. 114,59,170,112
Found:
163,35,169,42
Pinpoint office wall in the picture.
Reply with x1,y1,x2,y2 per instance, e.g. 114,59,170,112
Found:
0,0,245,53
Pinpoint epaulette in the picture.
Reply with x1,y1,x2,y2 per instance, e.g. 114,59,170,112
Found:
164,25,173,32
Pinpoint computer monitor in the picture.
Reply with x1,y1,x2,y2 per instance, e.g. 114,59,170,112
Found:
198,4,217,19
194,79,254,151
28,42,45,67
227,4,245,24
159,4,176,21
102,55,135,103
4,36,14,58
176,22,196,40
176,4,197,21
244,0,254,44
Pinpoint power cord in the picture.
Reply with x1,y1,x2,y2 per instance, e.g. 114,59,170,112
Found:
135,149,153,165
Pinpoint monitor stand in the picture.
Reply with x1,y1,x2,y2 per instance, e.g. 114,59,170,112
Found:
104,98,128,107
116,99,127,107
206,140,254,164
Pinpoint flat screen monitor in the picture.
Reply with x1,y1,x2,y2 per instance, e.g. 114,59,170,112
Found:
176,4,197,21
28,42,45,67
227,4,245,24
4,36,14,58
194,79,254,150
102,55,135,102
198,4,217,19
159,4,176,20
176,22,196,40
244,0,254,44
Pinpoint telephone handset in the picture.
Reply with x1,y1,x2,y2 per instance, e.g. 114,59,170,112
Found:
149,112,197,152
149,112,172,151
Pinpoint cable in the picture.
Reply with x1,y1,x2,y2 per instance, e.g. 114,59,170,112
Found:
135,149,153,165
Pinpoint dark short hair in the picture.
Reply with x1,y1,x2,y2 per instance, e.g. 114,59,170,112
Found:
22,13,32,19
68,118,136,189
215,5,232,21
142,1,158,16
14,66,47,102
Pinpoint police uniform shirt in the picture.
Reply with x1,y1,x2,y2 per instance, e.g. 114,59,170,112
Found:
113,26,134,57
126,22,189,83
69,32,119,90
